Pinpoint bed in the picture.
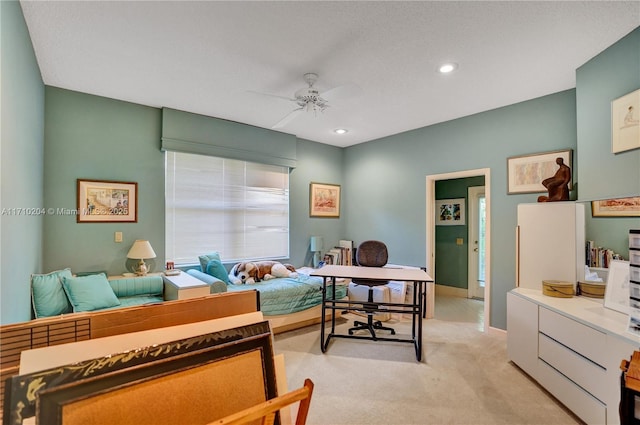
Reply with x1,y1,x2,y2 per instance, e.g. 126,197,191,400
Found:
187,266,348,333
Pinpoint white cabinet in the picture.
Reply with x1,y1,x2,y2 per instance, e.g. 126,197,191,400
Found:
506,292,538,377
507,288,640,425
516,202,585,290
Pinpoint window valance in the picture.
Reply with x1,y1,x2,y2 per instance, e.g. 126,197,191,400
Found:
161,107,297,168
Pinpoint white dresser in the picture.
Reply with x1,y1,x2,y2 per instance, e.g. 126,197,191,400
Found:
507,288,640,425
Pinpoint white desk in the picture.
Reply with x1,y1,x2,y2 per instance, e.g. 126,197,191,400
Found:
311,265,433,361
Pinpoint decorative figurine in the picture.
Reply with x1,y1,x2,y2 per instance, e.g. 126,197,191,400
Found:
537,157,571,202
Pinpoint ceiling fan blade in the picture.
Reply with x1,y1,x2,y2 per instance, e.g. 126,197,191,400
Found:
247,90,297,102
320,82,362,101
272,108,303,129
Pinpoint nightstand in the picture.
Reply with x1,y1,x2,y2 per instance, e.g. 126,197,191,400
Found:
163,271,210,300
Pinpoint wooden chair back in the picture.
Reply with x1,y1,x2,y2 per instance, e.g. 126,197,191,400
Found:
209,379,314,425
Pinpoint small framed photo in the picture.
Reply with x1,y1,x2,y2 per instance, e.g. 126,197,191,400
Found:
77,179,137,223
612,89,640,154
507,149,572,194
591,196,640,218
436,198,465,226
310,182,340,218
604,259,630,314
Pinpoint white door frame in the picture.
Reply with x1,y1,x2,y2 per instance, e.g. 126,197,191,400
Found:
467,186,485,299
426,168,491,332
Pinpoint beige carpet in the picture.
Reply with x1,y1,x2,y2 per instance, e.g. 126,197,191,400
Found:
273,297,583,425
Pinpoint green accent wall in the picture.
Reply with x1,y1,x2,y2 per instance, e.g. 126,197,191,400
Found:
435,177,485,289
1,0,45,324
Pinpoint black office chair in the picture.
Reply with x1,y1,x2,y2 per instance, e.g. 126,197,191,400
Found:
348,240,396,339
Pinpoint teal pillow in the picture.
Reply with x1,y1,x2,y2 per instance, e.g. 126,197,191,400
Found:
31,268,73,318
205,259,231,284
198,252,221,272
61,274,121,312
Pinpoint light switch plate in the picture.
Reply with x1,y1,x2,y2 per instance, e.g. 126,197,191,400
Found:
115,231,123,243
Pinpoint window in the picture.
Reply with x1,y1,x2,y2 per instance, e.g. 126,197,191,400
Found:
166,152,290,265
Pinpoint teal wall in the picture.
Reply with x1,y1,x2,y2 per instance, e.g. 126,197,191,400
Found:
435,177,485,289
343,90,578,329
2,4,637,330
43,87,165,276
577,27,640,202
576,27,640,257
1,0,45,323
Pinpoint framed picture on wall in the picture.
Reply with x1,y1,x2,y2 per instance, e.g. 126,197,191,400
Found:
77,179,137,223
506,149,572,194
435,198,465,226
591,196,640,217
310,182,340,218
611,89,640,154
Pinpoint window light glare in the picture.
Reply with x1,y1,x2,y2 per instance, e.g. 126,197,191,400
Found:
334,128,348,135
438,63,458,74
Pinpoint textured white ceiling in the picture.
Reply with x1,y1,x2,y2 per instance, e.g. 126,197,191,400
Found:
20,1,640,147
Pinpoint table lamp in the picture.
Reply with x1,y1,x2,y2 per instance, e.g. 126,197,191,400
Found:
127,240,157,276
310,236,323,268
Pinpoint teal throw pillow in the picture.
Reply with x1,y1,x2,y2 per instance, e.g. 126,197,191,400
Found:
61,274,121,312
205,259,231,284
31,268,73,318
198,252,221,272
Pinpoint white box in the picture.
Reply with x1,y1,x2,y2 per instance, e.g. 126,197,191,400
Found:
348,282,391,321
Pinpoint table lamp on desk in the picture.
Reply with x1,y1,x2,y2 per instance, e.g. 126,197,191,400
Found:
310,236,323,268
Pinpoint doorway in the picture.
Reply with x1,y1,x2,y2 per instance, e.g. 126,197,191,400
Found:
468,186,486,300
426,169,491,333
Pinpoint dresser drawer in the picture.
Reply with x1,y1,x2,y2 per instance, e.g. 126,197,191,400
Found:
537,359,606,425
538,333,606,402
631,265,640,282
539,307,606,366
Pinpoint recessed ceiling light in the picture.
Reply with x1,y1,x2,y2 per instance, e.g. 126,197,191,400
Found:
334,128,348,134
438,63,458,74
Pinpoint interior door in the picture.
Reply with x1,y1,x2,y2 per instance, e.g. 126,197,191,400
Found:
468,186,486,299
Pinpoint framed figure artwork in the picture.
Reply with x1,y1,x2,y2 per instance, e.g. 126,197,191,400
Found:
612,89,640,154
507,149,572,195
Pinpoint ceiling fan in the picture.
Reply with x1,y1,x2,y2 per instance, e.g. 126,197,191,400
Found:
251,73,360,129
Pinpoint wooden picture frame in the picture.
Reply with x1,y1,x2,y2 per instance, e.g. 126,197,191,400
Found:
310,182,340,218
604,260,630,315
612,89,640,154
5,322,276,425
77,179,137,223
507,149,573,194
435,198,465,226
592,196,640,217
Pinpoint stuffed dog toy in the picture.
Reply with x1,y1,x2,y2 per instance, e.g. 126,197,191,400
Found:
229,261,298,285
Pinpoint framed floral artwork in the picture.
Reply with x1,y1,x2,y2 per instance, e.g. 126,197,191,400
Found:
310,182,340,218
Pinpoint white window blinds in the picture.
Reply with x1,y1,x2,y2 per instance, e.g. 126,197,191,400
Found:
165,152,290,265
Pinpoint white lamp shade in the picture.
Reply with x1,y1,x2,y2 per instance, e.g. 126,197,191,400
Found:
127,240,157,259
310,236,323,252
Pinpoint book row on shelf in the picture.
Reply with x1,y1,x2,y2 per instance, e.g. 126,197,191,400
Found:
320,240,355,267
585,240,624,269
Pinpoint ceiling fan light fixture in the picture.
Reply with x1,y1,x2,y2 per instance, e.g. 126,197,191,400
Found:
334,128,348,135
438,62,458,74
